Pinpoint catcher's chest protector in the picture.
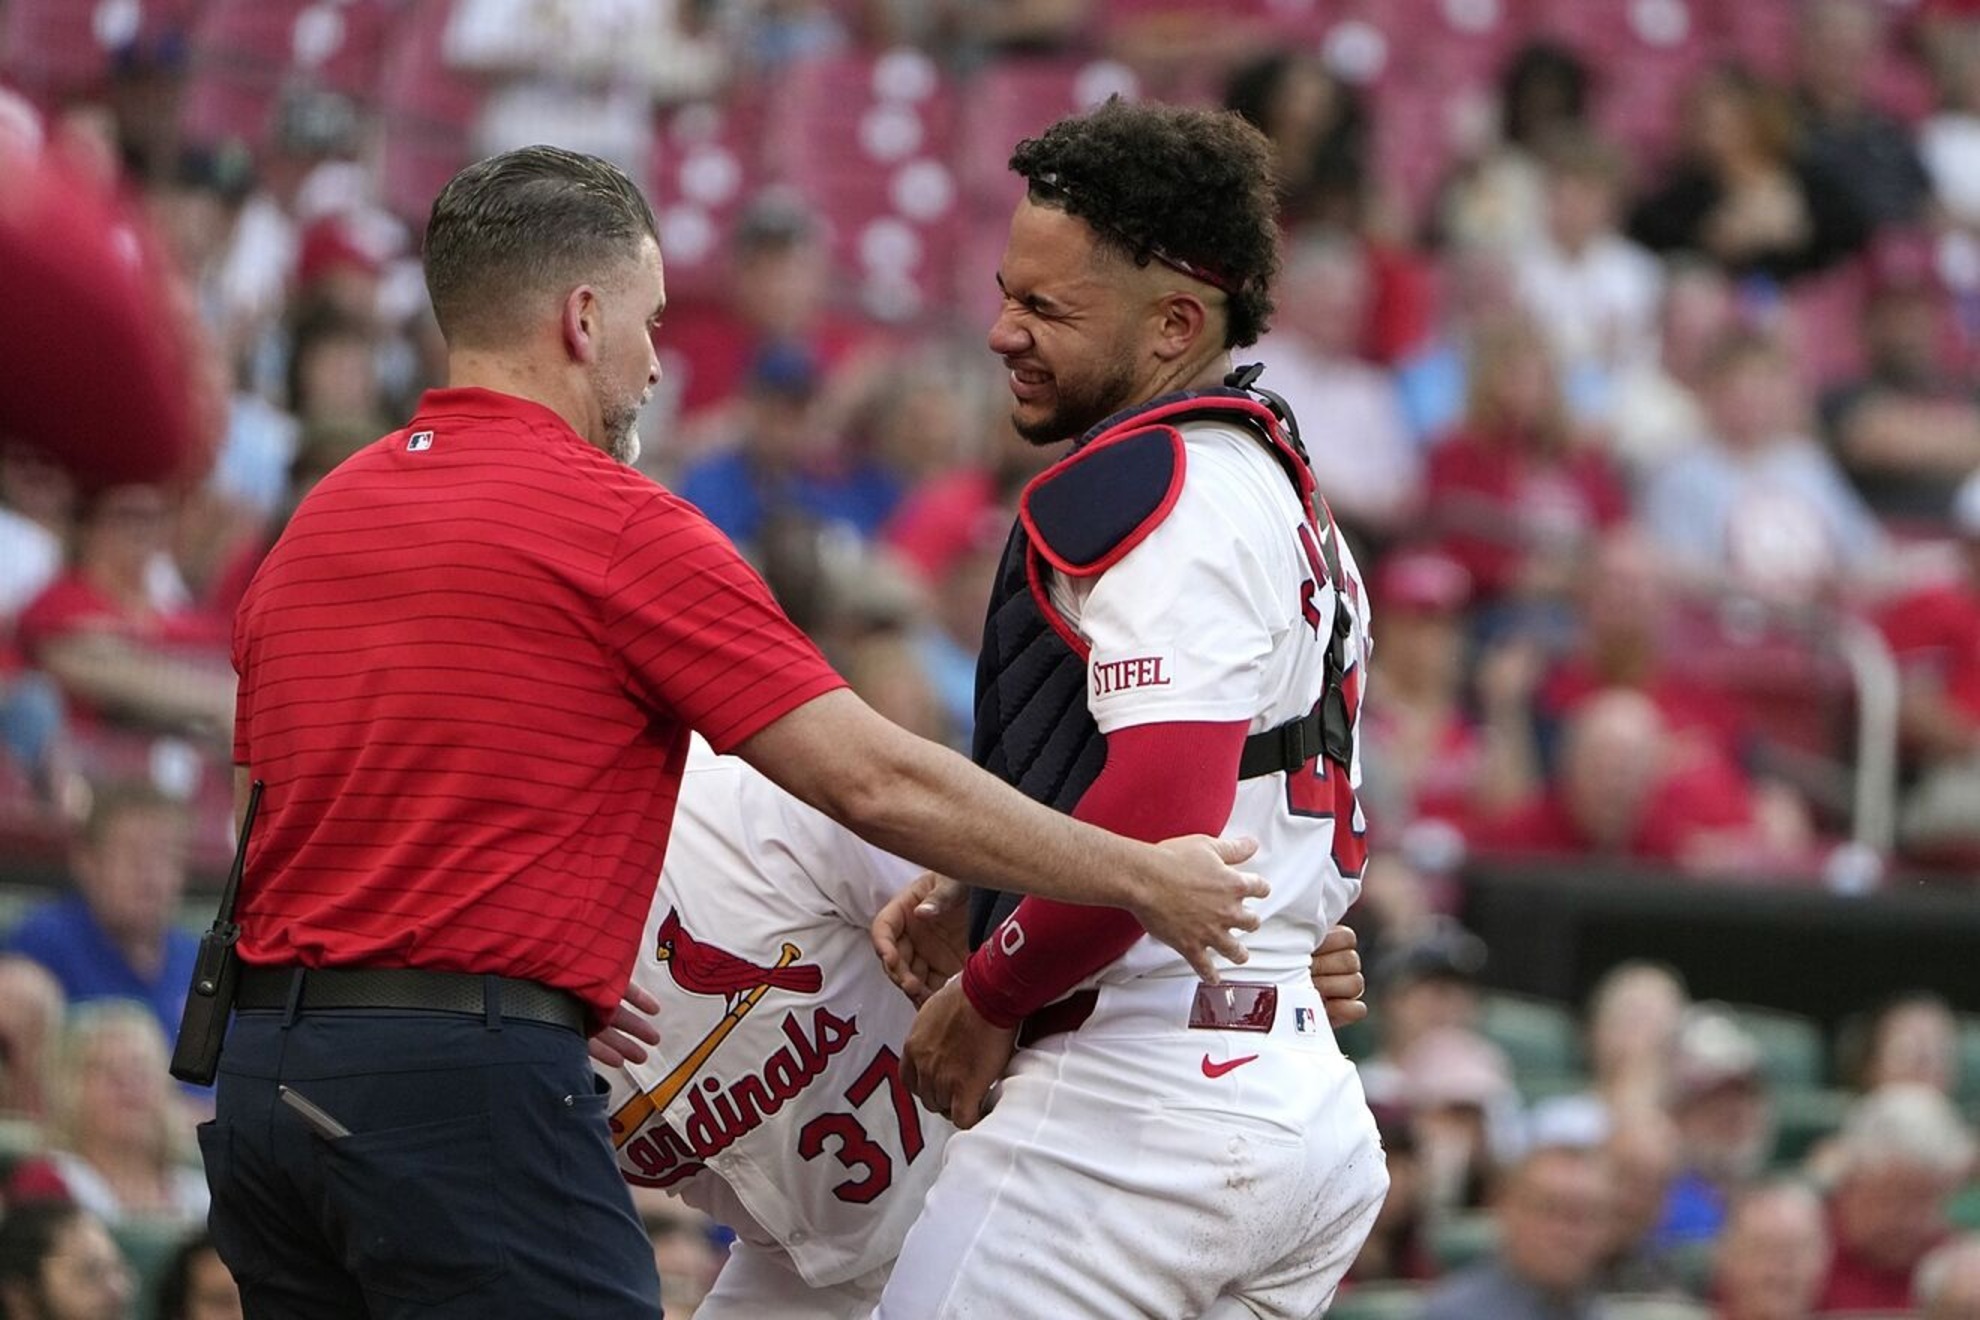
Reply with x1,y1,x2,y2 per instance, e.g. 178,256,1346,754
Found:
966,385,1317,949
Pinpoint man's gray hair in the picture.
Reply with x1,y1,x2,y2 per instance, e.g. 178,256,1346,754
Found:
422,145,658,348
1837,1083,1977,1178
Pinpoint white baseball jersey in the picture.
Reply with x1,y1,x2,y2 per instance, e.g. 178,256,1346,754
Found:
1059,414,1372,993
599,739,952,1301
879,414,1387,1320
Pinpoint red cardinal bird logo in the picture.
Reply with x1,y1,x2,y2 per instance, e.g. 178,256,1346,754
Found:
653,908,823,1007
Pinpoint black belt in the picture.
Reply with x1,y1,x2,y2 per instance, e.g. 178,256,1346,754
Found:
236,966,586,1034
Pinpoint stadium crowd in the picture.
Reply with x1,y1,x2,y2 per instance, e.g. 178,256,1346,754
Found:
1,0,1979,1314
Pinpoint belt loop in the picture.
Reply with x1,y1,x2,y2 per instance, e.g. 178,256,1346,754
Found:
281,968,306,1028
483,975,502,1032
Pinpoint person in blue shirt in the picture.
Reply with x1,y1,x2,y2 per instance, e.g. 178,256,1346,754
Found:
678,341,903,554
7,780,197,1047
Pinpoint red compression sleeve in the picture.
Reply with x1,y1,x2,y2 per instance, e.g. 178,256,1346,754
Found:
960,719,1247,1027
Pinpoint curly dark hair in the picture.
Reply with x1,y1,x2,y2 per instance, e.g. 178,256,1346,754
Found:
1009,98,1281,348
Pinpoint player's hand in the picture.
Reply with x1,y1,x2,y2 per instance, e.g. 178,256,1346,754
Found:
1311,924,1367,1029
1130,835,1268,984
901,978,1015,1131
873,872,970,1007
588,981,662,1069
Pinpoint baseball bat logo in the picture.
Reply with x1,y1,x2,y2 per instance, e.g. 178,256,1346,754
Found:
609,910,822,1146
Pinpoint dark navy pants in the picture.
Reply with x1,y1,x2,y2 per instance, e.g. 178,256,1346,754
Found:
200,1006,662,1319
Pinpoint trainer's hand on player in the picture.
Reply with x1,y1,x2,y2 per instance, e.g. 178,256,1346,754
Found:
873,872,970,1006
1311,925,1367,1029
1132,835,1268,984
901,978,1015,1130
588,982,663,1068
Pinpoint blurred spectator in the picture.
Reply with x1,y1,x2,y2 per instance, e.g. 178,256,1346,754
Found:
1630,65,1868,284
1584,963,1690,1114
152,1231,242,1320
444,0,720,190
8,1002,206,1227
1600,1105,1687,1294
1534,961,1692,1144
844,356,980,488
1917,1235,1980,1320
1876,470,1980,853
1420,1143,1615,1320
1423,315,1628,623
1818,1083,1977,1312
1820,232,1980,526
1657,1006,1775,1248
210,89,367,383
1223,51,1369,235
1838,991,1961,1097
1713,1180,1832,1320
1535,528,1750,765
1358,548,1540,832
14,483,234,739
1791,0,1931,229
5,782,196,1042
1513,129,1664,425
1248,240,1420,546
1398,1025,1524,1219
1437,41,1594,254
1358,916,1489,1110
1609,258,1739,478
1641,328,1884,608
1471,689,1800,871
0,956,64,1122
677,342,903,556
1921,21,1980,230
285,305,390,437
0,447,77,623
1395,246,1525,444
663,190,882,425
0,1200,135,1320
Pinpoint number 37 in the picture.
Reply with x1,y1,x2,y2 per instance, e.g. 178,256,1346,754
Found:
796,1045,925,1203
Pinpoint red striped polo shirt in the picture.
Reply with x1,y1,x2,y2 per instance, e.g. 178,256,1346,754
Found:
231,387,845,1017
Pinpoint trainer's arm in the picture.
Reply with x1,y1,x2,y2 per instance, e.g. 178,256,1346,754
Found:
732,689,1264,976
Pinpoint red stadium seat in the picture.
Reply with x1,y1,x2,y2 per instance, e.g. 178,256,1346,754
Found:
954,56,1143,207
0,0,205,103
645,94,771,302
374,0,481,225
762,49,967,325
179,0,401,151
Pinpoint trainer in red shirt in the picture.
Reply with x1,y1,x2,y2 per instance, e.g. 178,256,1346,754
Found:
212,145,1269,1320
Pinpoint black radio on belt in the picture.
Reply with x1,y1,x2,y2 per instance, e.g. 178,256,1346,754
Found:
169,779,263,1086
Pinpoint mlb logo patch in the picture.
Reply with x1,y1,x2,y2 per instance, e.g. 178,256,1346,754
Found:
1294,1006,1319,1036
407,430,434,451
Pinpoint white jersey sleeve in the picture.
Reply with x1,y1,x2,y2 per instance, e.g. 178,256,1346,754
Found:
1053,422,1317,737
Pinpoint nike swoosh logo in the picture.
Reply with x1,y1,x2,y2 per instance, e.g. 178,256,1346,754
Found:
1201,1053,1260,1079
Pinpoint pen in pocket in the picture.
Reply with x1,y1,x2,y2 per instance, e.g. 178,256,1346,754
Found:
279,1085,352,1140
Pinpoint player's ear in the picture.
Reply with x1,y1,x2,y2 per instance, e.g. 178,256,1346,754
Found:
562,285,602,365
1150,291,1210,363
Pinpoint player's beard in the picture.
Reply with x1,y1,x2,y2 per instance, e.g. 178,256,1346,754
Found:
598,380,645,466
1012,346,1140,447
605,406,642,466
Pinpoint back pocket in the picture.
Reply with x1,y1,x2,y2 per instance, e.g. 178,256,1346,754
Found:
317,1113,508,1303
194,1121,273,1287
